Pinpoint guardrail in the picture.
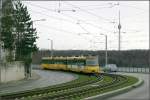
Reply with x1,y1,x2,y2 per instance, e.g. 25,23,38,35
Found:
118,67,150,73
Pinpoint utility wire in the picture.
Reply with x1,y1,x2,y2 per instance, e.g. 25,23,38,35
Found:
61,12,113,33
24,2,56,12
121,3,148,12
28,9,75,24
63,1,113,23
70,3,112,8
77,21,91,34
36,24,78,36
24,2,114,33
26,9,98,42
24,1,148,50
35,23,92,42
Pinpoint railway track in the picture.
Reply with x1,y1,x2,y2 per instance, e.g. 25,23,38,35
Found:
0,73,133,100
30,74,128,100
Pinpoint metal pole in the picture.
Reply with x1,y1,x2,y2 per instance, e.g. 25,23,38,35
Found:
28,19,46,77
149,50,150,73
48,39,53,57
149,24,150,73
99,33,108,67
118,10,121,51
0,0,2,61
105,35,108,67
51,39,53,57
30,21,33,77
119,29,120,51
0,0,2,84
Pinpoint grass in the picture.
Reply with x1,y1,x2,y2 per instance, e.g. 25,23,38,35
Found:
78,75,139,100
24,74,139,100
1,73,98,99
25,74,121,100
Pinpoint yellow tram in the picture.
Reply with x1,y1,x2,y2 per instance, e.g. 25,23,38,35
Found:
41,56,100,74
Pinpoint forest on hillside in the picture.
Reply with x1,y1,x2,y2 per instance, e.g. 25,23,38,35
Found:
32,50,150,68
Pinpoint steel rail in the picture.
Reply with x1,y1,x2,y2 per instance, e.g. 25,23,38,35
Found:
0,74,104,100
32,74,127,100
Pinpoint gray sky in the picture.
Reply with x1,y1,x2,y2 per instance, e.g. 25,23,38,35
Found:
22,1,149,50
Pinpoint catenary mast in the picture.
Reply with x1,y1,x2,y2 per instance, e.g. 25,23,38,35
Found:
118,10,121,51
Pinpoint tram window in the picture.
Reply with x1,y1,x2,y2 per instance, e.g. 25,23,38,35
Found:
61,59,66,64
42,59,67,64
53,59,62,64
49,60,53,64
67,60,76,65
42,59,50,64
42,60,47,63
66,59,85,66
78,62,85,66
67,60,71,65
86,60,98,66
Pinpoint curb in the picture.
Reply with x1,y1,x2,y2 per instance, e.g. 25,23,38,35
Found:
84,78,144,100
0,71,78,96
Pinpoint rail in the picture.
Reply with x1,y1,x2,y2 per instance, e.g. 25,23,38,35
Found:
1,73,135,100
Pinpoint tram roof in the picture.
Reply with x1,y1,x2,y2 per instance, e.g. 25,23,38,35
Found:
42,56,98,60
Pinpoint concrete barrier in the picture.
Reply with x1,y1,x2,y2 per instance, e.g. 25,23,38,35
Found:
0,61,25,83
84,78,143,100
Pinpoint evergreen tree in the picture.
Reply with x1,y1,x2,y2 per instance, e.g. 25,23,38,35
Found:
1,0,15,61
14,0,38,60
14,0,38,76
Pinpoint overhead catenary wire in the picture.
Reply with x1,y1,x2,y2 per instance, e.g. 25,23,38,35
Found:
37,26,93,50
68,3,113,8
121,3,148,12
60,12,113,33
36,24,79,36
25,7,101,43
24,2,114,33
24,1,148,34
67,2,119,11
76,21,91,34
34,22,93,42
27,9,97,37
63,1,114,23
23,2,56,12
27,9,75,24
22,1,148,50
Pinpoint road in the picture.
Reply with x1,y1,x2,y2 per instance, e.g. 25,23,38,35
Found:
106,72,150,100
0,69,77,95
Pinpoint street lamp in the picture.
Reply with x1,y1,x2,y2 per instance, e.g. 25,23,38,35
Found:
19,19,47,78
27,18,46,77
32,19,46,22
31,19,46,30
48,39,53,57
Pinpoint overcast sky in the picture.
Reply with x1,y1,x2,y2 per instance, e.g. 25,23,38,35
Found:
22,1,149,50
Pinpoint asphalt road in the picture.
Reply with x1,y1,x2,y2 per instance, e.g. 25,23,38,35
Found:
0,69,76,95
106,72,150,100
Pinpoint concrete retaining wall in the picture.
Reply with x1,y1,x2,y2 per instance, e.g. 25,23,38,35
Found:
0,61,25,83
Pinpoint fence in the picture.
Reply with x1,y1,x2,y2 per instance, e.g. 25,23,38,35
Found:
118,67,150,73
